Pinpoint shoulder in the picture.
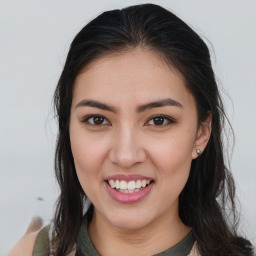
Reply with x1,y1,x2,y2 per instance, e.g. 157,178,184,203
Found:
7,230,40,256
8,217,44,256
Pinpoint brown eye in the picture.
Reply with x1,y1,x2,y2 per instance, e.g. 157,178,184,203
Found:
82,115,109,126
147,115,175,126
93,116,104,125
152,117,165,125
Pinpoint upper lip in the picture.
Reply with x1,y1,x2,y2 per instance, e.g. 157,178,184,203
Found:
105,174,154,182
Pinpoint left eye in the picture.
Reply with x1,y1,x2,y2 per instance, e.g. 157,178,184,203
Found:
147,115,174,126
83,115,110,125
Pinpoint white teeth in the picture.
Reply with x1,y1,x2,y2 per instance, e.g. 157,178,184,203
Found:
136,180,142,188
120,180,128,190
115,180,120,189
128,181,135,190
141,180,147,188
108,179,152,191
109,179,115,188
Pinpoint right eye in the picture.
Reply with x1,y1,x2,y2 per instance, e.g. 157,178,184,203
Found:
82,115,110,126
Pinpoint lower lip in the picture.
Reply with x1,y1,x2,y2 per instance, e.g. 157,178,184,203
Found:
105,182,154,203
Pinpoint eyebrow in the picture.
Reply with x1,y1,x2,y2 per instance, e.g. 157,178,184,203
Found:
75,99,117,112
75,98,183,113
137,98,183,112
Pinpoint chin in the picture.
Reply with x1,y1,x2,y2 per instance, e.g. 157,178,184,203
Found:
112,218,149,231
105,209,154,231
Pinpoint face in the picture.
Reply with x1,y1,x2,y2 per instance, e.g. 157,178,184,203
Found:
69,48,209,231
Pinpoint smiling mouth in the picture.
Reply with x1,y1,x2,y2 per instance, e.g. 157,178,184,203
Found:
106,179,154,193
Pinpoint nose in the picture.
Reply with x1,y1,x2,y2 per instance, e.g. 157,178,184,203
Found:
109,125,146,169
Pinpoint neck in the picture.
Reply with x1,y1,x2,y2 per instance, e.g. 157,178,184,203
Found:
88,208,191,256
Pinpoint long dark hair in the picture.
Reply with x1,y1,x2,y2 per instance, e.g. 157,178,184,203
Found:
53,4,253,255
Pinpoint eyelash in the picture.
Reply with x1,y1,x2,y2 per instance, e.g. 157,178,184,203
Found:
82,114,176,127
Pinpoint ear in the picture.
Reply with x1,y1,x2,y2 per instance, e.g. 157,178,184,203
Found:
192,113,212,159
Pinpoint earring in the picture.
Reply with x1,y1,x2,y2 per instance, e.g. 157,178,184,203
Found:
196,149,201,155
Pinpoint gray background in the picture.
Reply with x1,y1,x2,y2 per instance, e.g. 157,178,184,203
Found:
0,0,255,254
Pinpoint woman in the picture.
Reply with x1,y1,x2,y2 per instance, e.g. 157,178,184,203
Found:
9,3,254,256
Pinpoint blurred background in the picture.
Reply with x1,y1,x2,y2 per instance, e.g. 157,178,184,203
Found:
0,0,255,254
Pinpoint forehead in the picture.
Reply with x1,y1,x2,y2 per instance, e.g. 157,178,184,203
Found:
72,48,195,110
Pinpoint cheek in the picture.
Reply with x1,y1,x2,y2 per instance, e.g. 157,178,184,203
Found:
149,133,194,173
70,122,107,171
71,137,104,201
71,138,103,173
148,133,194,197
69,122,108,195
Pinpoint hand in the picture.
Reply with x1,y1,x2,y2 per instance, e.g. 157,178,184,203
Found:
7,216,43,256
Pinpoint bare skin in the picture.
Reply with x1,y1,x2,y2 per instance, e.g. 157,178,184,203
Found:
7,217,42,256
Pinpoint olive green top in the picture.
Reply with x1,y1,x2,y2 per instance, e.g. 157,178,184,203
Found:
33,223,195,256
33,225,50,256
76,224,194,256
